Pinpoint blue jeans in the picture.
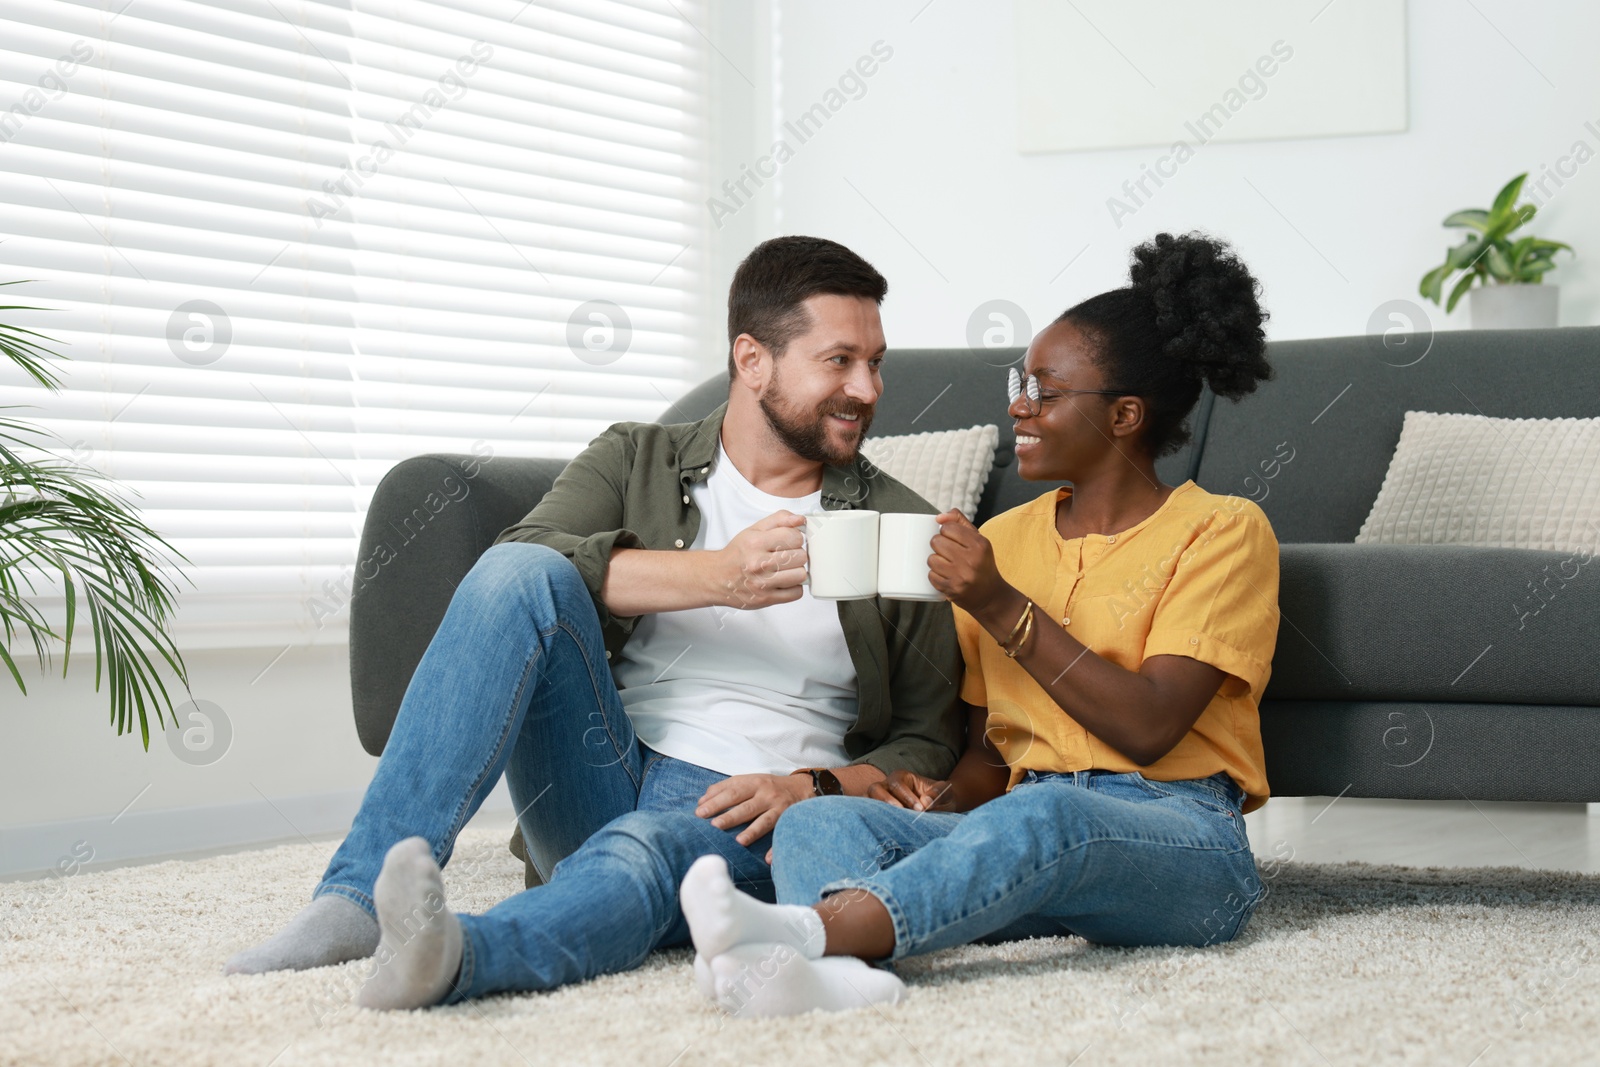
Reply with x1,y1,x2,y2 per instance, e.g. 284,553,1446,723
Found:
315,542,775,1002
772,769,1263,959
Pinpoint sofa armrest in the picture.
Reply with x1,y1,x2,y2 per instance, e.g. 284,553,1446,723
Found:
1267,542,1599,705
349,453,569,756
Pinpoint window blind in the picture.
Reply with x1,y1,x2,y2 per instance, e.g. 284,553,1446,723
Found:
0,0,708,652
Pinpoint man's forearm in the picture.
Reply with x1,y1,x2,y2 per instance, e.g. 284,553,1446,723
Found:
602,547,721,616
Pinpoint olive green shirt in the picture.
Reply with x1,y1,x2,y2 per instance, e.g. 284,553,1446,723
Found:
492,402,963,780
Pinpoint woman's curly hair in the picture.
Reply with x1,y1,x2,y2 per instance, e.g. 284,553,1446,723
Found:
1059,231,1273,457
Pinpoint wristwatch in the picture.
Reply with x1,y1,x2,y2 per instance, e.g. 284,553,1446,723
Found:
794,767,845,797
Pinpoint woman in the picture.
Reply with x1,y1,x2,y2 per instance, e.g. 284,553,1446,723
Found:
679,231,1280,1016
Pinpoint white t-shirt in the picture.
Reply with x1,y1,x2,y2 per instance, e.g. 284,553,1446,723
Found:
611,441,858,776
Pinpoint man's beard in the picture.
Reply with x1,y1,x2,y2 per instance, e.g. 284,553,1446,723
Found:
758,366,874,467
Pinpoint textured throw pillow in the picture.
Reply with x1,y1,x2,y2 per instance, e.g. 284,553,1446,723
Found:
860,424,1000,518
1355,411,1600,553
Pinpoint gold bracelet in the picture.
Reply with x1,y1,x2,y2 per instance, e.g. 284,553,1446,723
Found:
1000,599,1032,647
1004,608,1035,658
999,600,1034,655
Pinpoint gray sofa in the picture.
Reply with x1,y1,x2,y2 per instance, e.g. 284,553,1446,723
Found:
350,325,1600,806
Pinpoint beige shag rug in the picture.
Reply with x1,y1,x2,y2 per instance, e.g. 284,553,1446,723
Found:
3,824,1598,1067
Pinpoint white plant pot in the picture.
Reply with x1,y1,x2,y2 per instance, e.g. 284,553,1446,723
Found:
1468,284,1559,329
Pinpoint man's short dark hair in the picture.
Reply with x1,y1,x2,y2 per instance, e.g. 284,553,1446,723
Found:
726,236,888,377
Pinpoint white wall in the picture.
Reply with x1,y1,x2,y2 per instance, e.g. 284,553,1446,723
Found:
0,642,511,878
2,644,358,875
729,0,1597,348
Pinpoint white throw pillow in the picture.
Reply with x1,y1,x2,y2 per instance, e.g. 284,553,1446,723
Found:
1355,411,1600,553
860,424,1000,519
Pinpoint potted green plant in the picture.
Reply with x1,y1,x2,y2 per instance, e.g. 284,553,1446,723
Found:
2,280,192,747
1418,172,1573,329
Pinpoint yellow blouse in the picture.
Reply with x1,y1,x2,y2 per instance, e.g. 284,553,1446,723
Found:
955,480,1280,813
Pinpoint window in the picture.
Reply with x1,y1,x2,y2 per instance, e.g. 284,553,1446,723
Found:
0,0,708,649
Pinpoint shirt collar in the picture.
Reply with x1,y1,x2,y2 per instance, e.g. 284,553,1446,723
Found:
676,402,724,474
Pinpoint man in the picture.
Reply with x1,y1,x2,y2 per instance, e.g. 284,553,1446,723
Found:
224,235,963,1009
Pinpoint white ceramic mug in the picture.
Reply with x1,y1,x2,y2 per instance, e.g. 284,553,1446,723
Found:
804,510,879,600
877,513,944,601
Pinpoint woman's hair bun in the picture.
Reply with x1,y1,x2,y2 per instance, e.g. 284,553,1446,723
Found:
1128,231,1270,402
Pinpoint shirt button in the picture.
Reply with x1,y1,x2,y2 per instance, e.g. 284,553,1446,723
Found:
1062,616,1070,625
682,494,690,504
1189,636,1200,645
700,467,708,474
604,651,612,660
674,538,685,548
1107,535,1116,543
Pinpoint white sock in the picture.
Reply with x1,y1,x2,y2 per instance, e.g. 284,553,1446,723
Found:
680,854,825,961
355,838,463,1011
224,894,378,975
710,943,907,1017
694,953,715,999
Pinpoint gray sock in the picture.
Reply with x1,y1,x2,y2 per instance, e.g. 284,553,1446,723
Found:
355,837,464,1011
224,894,379,975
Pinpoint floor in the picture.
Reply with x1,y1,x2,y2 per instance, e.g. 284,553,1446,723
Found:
14,821,1598,1067
1243,796,1600,873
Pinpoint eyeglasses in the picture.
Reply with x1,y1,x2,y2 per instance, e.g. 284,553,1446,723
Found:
1006,367,1135,418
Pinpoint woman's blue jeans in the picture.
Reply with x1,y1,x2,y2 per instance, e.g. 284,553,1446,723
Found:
772,769,1264,959
313,542,776,1002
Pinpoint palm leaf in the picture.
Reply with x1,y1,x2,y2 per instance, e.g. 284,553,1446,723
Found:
0,282,66,391
0,457,194,746
1,282,194,748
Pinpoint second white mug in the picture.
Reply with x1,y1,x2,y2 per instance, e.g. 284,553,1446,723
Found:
877,513,944,601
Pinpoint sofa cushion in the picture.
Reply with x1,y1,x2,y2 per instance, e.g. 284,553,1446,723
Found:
1266,542,1599,705
860,424,999,517
1355,411,1600,554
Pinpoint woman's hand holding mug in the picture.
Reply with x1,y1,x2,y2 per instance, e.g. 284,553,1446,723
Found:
928,509,1009,614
